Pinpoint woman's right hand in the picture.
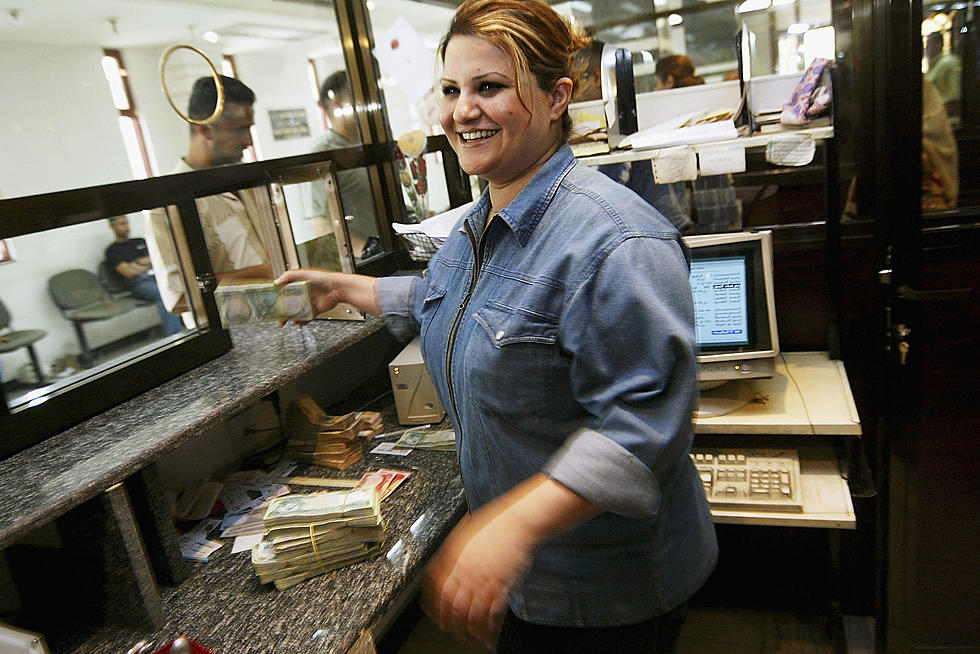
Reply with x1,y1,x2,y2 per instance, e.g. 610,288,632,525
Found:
274,269,381,319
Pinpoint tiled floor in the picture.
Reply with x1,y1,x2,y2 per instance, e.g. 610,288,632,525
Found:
391,607,874,653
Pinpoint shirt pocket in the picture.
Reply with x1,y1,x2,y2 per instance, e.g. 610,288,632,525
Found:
468,302,563,421
473,302,559,347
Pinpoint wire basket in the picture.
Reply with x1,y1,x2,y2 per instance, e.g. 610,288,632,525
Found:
397,231,440,263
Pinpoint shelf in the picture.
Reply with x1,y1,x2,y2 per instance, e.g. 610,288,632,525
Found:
694,352,862,437
706,447,856,529
578,125,834,167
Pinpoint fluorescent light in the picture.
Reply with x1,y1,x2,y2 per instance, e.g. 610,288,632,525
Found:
101,56,130,111
737,0,772,13
788,23,810,34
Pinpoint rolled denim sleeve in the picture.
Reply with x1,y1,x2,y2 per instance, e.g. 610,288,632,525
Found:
376,275,425,341
544,234,698,519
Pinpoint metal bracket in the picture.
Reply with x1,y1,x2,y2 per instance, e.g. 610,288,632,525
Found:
196,272,217,295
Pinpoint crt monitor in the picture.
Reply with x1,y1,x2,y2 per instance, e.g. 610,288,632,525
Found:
683,230,780,417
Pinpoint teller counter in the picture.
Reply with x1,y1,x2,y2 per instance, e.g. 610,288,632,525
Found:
0,317,467,654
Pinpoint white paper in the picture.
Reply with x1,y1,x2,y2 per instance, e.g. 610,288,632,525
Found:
698,145,746,176
370,442,413,456
625,118,737,151
392,201,473,240
218,487,253,514
651,146,698,183
231,533,264,554
373,16,435,104
765,134,815,166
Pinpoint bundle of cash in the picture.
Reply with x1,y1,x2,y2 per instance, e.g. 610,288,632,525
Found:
284,395,363,470
252,487,384,590
354,410,384,438
214,280,315,327
393,428,456,451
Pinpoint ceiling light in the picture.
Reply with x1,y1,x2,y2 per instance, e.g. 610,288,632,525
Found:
668,13,683,25
787,23,809,34
204,30,219,43
737,0,772,13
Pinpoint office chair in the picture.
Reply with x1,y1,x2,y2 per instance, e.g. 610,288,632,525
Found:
48,268,139,367
0,297,48,385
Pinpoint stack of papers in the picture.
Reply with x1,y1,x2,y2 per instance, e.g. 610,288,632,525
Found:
624,118,738,151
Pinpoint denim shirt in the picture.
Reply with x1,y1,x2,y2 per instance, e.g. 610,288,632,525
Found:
377,144,717,627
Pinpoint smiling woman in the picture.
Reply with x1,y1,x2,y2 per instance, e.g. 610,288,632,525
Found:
275,1,718,651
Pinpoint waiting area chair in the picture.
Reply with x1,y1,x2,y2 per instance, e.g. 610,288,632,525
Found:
48,268,149,367
0,297,47,385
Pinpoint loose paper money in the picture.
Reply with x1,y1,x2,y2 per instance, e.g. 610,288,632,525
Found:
393,428,456,451
215,280,315,327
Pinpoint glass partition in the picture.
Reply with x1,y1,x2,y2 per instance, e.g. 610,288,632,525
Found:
0,180,233,459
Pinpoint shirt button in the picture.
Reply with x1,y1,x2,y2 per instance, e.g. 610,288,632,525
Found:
495,330,505,340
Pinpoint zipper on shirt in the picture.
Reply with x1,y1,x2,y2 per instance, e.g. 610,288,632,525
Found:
444,217,492,430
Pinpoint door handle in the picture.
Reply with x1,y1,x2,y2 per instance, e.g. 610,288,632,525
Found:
895,284,972,302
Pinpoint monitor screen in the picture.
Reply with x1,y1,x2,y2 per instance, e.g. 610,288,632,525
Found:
683,230,779,386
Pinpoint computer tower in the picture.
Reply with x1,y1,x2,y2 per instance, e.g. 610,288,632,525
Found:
388,337,445,425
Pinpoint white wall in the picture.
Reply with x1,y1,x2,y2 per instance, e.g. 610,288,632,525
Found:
0,43,131,197
0,42,140,379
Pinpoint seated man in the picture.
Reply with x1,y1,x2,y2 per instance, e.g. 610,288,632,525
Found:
105,216,183,336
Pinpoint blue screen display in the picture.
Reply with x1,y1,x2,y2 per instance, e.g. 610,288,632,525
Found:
689,255,750,348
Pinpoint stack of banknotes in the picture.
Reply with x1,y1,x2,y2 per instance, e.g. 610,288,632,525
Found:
284,395,383,470
393,428,456,451
252,487,383,590
214,280,315,327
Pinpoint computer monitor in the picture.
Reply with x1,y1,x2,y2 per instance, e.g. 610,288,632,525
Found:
683,230,780,417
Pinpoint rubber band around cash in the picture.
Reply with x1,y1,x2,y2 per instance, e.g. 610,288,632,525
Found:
159,44,225,126
308,490,352,573
309,523,331,573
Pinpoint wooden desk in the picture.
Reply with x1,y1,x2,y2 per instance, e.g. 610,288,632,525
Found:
692,352,859,529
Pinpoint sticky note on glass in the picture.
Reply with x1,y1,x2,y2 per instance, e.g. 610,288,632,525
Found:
699,145,746,176
651,146,698,183
765,134,816,167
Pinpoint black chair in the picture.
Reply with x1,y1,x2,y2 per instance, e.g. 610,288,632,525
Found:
48,268,141,367
97,260,132,297
0,298,47,384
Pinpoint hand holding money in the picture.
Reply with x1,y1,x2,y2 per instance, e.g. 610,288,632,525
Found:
214,280,315,327
274,269,382,319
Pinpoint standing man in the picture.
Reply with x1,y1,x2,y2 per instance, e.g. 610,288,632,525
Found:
925,32,961,118
105,216,182,335
151,75,273,316
310,70,381,260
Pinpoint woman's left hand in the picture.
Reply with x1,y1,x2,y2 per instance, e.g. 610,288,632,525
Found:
421,507,533,648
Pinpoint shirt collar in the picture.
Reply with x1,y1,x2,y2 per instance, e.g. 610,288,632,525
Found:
458,144,577,247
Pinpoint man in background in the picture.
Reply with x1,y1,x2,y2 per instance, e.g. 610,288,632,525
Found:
105,216,182,335
575,41,693,233
151,75,273,316
310,70,381,261
925,32,961,118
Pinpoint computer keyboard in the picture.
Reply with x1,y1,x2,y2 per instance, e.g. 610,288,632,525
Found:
690,448,803,513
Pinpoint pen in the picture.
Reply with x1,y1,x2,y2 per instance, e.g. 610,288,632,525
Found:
373,424,431,439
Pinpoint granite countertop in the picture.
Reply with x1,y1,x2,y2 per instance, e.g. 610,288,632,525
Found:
0,318,387,550
68,418,467,654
